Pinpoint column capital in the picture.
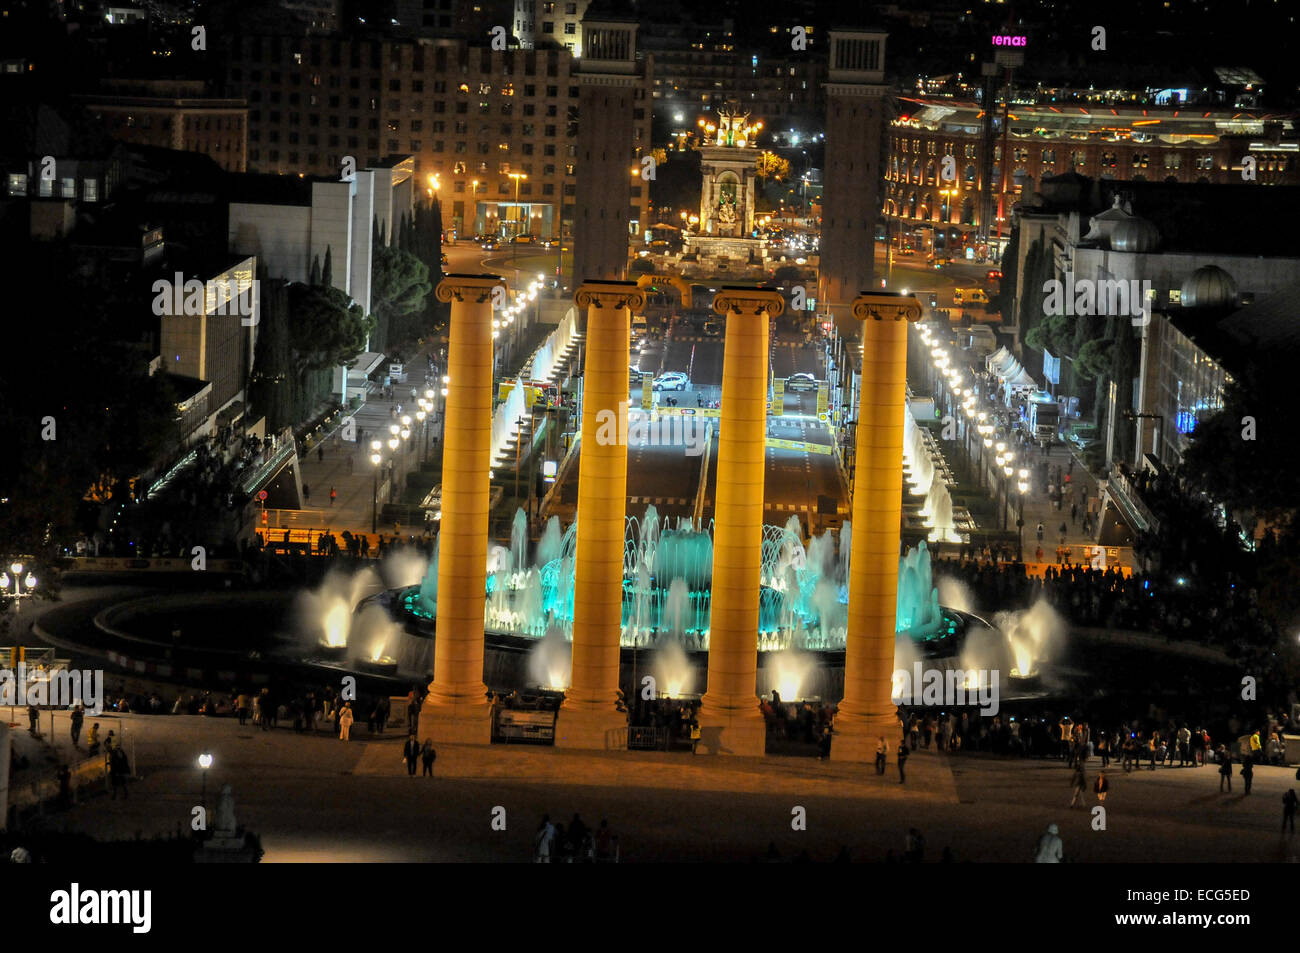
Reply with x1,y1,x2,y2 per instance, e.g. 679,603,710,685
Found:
711,286,785,318
436,274,505,304
851,291,922,322
574,279,645,311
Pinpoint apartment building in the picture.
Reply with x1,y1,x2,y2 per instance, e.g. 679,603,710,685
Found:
222,34,651,238
75,80,249,173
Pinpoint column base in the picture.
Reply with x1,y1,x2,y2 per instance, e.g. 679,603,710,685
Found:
555,705,628,750
695,703,766,757
830,710,900,764
418,693,492,746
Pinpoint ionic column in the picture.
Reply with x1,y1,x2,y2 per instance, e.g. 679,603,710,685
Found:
696,286,785,756
832,292,921,762
420,275,503,745
557,281,644,749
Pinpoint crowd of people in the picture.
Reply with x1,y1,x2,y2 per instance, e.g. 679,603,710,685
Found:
929,556,1277,651
533,813,619,862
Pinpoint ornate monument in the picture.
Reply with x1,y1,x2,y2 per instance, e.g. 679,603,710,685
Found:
686,103,768,271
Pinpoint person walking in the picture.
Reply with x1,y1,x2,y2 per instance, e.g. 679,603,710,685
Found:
235,693,249,726
87,722,101,757
1219,748,1233,792
338,702,354,741
1178,725,1191,766
875,736,887,775
904,827,925,863
1241,758,1254,795
1097,732,1110,768
1070,763,1087,808
302,483,311,502
1036,521,1044,543
594,819,614,863
896,740,909,784
70,704,84,748
1094,770,1109,802
317,445,324,463
534,815,555,863
1283,789,1297,834
108,746,130,800
403,734,420,776
1034,823,1063,863
329,486,337,506
421,739,436,777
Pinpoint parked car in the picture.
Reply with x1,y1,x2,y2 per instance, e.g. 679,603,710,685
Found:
481,239,499,251
785,372,817,392
653,372,689,391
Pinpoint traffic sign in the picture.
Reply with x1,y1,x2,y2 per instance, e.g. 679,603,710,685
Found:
256,490,268,501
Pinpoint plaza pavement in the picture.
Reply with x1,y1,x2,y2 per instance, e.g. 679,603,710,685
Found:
14,708,1299,863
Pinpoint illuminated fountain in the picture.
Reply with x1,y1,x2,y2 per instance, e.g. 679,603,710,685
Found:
490,377,528,471
334,505,1050,697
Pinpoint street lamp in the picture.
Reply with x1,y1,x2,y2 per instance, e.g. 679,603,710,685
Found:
370,440,383,533
1016,468,1029,561
508,172,528,281
197,752,213,818
0,562,39,609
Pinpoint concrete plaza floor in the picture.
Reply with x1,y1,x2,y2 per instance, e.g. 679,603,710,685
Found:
15,709,1300,862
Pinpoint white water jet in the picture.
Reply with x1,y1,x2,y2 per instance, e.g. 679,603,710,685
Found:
768,648,816,701
527,626,572,690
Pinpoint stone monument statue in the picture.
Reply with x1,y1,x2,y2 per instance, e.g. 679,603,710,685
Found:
215,784,237,837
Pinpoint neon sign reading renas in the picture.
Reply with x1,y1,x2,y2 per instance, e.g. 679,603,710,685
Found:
991,35,1027,46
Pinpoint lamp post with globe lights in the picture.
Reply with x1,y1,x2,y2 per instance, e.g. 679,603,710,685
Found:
370,440,383,533
1,562,38,611
1016,468,1030,561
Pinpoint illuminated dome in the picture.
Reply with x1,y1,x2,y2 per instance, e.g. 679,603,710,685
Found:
1181,266,1238,309
1111,217,1160,253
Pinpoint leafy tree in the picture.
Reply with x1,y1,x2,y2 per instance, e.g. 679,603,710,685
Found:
755,150,791,184
1075,336,1113,379
287,282,373,372
371,243,432,351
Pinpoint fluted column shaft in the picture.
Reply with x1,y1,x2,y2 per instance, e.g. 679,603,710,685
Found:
423,275,503,742
567,282,642,709
834,292,921,761
697,287,784,756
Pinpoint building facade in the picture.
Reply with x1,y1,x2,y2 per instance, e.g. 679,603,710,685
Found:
885,95,1299,256
75,80,249,173
222,33,651,239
